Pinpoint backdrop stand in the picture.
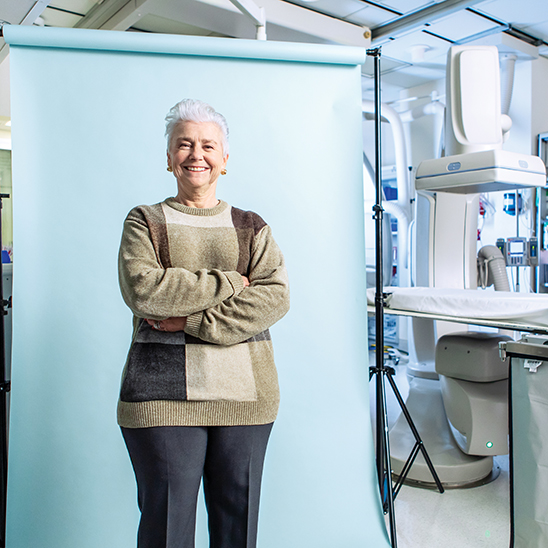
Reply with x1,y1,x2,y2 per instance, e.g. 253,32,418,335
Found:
0,192,11,548
366,47,444,548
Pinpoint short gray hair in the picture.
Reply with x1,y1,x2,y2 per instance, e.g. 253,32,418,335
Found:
165,99,229,155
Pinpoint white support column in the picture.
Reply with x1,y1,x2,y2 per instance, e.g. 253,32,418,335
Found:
229,0,266,40
21,0,51,25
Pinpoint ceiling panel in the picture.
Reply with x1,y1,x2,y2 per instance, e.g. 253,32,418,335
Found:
343,6,400,26
132,13,226,36
50,0,98,15
476,0,548,26
379,28,451,65
0,0,36,25
282,0,403,27
284,0,376,19
519,22,548,45
378,0,435,14
426,9,502,42
41,7,82,28
475,0,548,47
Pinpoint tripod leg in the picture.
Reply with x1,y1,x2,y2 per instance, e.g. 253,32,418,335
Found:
393,443,420,499
373,368,398,547
385,372,444,494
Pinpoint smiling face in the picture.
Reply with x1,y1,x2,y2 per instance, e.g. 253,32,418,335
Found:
167,121,228,204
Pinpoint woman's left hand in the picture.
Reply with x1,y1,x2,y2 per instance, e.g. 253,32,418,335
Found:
146,317,187,332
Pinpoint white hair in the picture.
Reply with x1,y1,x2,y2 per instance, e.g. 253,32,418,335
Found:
165,99,229,155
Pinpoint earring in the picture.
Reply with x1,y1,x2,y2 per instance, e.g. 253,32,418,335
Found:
167,166,173,172
221,169,227,175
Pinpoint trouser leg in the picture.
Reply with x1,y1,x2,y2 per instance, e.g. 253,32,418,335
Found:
203,423,274,548
121,426,208,548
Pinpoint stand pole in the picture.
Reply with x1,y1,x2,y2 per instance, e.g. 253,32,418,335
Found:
366,49,443,548
0,193,10,548
366,46,398,547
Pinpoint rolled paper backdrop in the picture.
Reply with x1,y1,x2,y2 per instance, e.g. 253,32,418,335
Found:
5,25,389,548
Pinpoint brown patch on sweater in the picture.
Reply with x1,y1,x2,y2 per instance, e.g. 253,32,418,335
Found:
231,207,267,275
132,204,172,268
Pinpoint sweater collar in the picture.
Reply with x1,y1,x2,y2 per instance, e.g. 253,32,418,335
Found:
164,197,229,216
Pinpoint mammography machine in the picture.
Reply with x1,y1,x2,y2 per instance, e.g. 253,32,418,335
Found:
368,44,548,486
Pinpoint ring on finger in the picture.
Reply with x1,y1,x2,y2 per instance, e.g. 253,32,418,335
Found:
154,321,161,330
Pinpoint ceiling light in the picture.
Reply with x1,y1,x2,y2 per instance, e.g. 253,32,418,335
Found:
410,44,431,63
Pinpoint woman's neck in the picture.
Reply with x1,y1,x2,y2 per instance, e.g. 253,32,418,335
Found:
175,188,219,209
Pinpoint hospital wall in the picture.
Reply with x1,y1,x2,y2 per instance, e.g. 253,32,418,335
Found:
402,79,445,169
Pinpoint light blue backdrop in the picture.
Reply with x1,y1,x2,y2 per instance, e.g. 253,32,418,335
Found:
5,26,389,548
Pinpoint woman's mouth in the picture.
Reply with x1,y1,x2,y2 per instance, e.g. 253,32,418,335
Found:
185,166,209,172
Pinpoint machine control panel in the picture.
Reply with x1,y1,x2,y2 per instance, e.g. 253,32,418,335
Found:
496,237,538,267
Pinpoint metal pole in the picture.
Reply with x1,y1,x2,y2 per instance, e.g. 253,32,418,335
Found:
515,190,520,291
367,46,398,548
0,193,10,548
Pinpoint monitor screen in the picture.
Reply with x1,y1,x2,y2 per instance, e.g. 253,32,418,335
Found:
509,240,525,255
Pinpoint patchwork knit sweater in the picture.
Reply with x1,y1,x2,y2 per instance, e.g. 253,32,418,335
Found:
117,198,290,428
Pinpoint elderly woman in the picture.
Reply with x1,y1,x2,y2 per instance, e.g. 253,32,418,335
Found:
117,99,290,548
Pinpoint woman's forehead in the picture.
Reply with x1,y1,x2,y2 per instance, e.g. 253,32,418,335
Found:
173,121,222,140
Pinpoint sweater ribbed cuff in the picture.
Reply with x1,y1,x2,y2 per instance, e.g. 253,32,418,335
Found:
225,271,245,296
185,311,203,338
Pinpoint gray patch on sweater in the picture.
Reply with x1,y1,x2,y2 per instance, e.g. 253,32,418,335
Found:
135,322,186,345
120,342,187,402
246,330,271,343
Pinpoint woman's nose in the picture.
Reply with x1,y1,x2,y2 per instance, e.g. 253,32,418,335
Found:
189,147,203,159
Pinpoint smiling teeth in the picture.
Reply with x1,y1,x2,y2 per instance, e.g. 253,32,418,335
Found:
187,166,208,171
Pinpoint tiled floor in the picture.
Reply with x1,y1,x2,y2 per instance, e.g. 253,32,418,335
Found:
391,455,510,547
370,352,511,548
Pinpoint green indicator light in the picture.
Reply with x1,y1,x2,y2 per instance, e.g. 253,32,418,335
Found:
486,441,493,448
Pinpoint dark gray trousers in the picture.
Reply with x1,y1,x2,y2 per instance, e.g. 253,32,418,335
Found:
121,423,273,548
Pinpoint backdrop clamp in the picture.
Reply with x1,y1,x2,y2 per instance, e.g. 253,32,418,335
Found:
0,22,11,38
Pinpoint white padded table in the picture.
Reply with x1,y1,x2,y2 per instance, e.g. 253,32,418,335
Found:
367,287,548,334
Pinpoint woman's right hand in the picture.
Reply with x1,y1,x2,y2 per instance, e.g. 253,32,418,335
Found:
242,275,250,287
146,317,187,332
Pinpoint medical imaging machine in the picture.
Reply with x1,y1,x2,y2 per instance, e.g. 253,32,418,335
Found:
368,44,547,493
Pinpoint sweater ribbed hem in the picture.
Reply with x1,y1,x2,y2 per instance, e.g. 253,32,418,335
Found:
184,311,203,338
117,399,279,428
225,270,245,295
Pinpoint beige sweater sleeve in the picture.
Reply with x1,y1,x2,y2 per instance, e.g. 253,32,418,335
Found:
184,225,290,345
118,214,245,320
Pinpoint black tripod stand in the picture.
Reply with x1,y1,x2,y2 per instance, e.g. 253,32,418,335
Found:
366,47,444,548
